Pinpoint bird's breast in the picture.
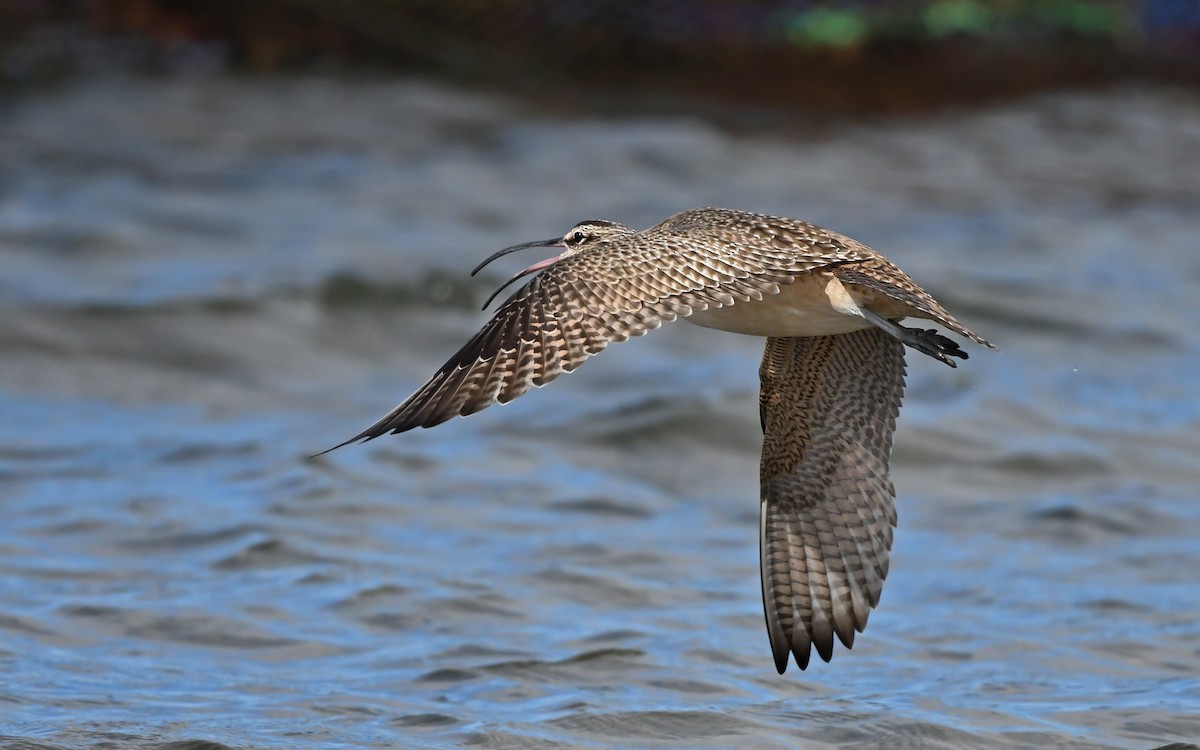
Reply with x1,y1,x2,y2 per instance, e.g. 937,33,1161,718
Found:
685,274,877,337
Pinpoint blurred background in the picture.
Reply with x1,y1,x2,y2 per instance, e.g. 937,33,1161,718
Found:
4,0,1200,108
1,2,1199,750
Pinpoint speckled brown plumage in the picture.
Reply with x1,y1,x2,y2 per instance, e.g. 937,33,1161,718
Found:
325,206,993,673
759,329,904,672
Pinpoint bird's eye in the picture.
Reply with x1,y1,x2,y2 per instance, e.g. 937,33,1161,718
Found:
571,230,586,243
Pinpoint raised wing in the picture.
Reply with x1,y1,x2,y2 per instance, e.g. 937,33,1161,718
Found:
758,328,906,672
323,208,869,451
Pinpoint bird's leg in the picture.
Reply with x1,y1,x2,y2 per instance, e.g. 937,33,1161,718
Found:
859,308,968,368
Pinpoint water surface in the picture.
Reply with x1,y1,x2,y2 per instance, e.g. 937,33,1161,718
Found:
1,78,1198,749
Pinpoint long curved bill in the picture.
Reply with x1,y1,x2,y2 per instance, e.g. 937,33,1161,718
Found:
471,237,564,310
471,237,562,276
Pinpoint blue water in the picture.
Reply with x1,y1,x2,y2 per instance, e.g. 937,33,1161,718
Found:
1,78,1198,749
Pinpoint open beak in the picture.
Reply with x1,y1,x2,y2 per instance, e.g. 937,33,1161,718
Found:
471,237,564,309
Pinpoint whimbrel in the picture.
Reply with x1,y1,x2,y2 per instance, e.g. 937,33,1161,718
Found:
324,207,994,673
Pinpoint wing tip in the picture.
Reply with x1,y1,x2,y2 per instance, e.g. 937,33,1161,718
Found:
310,428,383,459
812,634,835,664
769,632,791,674
773,651,789,674
310,411,428,459
794,643,812,671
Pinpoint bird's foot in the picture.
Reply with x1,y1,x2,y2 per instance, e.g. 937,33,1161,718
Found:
859,308,968,368
902,327,968,368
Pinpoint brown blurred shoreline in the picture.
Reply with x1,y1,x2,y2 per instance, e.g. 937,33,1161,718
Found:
2,0,1198,114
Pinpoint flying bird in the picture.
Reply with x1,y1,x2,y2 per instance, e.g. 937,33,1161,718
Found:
323,207,994,673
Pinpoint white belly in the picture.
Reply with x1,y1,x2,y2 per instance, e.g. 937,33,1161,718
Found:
685,275,875,337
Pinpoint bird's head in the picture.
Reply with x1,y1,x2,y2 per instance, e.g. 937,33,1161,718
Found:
471,219,634,308
557,219,635,257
